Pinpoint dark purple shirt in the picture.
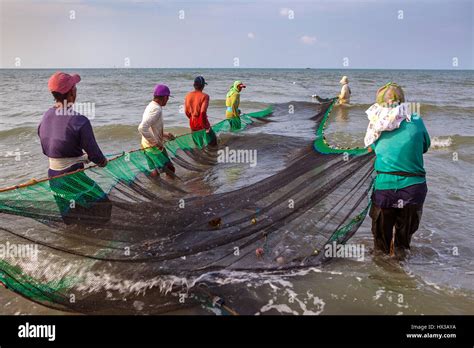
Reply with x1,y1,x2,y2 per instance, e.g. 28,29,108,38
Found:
38,107,105,174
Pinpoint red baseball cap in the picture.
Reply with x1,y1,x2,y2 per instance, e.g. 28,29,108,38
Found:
48,72,81,94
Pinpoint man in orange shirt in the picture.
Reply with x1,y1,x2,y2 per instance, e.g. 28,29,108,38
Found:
184,76,217,145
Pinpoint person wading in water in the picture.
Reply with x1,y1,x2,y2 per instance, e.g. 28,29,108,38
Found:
184,76,217,145
366,82,430,257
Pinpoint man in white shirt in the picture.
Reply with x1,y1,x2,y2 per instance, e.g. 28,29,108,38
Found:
138,84,176,177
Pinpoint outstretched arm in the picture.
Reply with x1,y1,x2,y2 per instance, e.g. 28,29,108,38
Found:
80,120,107,167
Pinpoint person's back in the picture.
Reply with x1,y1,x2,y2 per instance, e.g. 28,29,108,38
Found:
185,89,210,131
137,84,176,177
339,84,351,103
367,82,430,256
39,108,104,164
139,100,164,149
338,76,351,104
39,72,106,178
372,114,430,190
183,76,217,146
39,71,110,224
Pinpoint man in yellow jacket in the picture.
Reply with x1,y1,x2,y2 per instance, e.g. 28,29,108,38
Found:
225,80,246,130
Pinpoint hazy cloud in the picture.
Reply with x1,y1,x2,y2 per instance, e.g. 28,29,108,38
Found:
279,7,292,16
299,35,317,45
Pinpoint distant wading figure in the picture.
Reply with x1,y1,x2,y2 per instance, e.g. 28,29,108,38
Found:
225,80,246,130
338,76,351,104
366,82,430,257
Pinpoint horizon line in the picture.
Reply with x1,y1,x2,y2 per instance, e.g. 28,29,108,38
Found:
0,67,472,71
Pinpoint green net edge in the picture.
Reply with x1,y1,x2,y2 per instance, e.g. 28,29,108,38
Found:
0,107,274,302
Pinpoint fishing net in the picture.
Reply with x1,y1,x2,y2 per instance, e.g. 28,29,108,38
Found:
0,99,375,314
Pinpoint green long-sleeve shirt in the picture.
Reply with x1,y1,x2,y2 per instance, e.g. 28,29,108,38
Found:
370,114,430,190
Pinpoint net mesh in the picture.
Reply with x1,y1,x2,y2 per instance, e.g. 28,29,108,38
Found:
0,99,374,313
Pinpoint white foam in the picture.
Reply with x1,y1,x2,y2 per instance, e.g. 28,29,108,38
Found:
373,288,385,301
259,299,299,315
257,287,325,315
430,136,453,148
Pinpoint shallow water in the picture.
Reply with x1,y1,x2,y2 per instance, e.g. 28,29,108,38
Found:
0,68,473,314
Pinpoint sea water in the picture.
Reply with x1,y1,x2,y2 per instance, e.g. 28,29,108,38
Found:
0,68,473,314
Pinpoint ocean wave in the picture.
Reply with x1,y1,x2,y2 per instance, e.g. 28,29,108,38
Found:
357,79,376,83
0,126,35,139
210,99,270,109
0,124,186,141
0,123,286,142
1,100,473,150
430,136,453,148
322,102,474,114
430,135,474,148
419,104,474,114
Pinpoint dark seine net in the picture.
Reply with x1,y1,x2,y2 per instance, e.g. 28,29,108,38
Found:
0,99,374,313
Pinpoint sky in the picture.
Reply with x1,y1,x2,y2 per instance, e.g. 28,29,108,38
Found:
0,0,472,69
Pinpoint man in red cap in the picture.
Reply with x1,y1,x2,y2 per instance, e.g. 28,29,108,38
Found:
39,72,107,177
39,72,111,224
